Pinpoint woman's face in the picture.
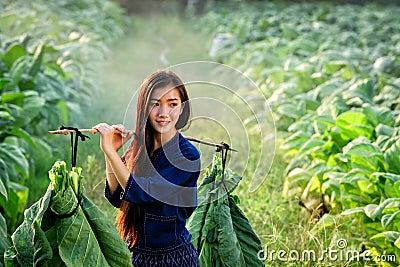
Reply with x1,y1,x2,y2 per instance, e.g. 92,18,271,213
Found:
148,85,183,138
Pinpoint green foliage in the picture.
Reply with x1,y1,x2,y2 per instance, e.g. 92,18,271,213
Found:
5,161,132,267
199,1,400,265
0,213,10,267
187,156,264,267
0,0,126,252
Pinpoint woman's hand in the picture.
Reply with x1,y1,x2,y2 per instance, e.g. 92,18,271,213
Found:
92,123,134,154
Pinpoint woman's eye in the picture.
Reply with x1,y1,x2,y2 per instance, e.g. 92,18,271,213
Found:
170,103,178,107
152,103,159,107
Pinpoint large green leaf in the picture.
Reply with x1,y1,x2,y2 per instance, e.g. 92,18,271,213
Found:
7,186,52,266
216,199,245,266
56,207,111,267
362,103,393,128
0,143,29,178
371,231,400,243
28,43,44,76
3,44,27,70
336,111,374,141
384,138,400,175
343,79,374,106
7,161,132,266
189,157,263,267
342,137,386,174
0,213,11,267
13,91,45,127
381,210,400,229
9,127,35,147
9,56,30,86
0,159,9,199
187,203,210,250
80,195,132,267
364,198,400,220
229,197,264,267
0,181,29,230
281,131,310,152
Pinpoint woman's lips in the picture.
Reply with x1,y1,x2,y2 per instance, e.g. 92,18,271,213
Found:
156,121,170,127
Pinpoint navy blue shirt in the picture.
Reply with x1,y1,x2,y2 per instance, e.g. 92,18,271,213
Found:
105,132,201,250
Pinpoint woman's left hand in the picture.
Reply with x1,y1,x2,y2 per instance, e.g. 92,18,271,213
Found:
92,123,134,154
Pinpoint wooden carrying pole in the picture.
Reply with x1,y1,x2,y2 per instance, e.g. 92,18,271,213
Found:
48,129,237,152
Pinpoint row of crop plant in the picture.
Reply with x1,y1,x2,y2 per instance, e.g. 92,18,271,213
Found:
198,1,400,265
0,1,126,262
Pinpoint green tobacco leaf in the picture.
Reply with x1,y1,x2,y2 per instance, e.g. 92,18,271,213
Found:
281,131,310,152
344,79,374,104
296,138,326,159
216,199,245,266
44,226,65,267
50,181,78,216
197,156,241,205
0,182,29,230
9,127,35,147
0,92,25,105
323,60,347,75
187,203,210,250
32,221,53,266
0,213,11,266
3,44,27,70
80,195,132,267
13,91,45,127
382,174,400,198
381,211,400,229
343,137,386,174
371,231,400,243
384,138,400,175
336,111,374,141
9,186,52,266
364,198,400,220
56,207,111,267
364,204,380,220
229,197,264,267
0,159,9,199
376,124,395,137
395,237,400,249
362,103,393,128
9,56,30,85
190,156,263,267
28,43,44,76
341,207,364,216
313,114,335,135
276,103,302,119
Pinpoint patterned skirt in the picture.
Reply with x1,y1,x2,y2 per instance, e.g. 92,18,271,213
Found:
130,238,199,267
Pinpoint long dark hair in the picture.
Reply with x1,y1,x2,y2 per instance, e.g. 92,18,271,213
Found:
117,70,191,247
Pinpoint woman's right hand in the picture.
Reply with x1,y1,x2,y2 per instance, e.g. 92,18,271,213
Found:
92,123,134,154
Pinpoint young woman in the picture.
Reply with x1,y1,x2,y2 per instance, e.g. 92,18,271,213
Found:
93,70,201,266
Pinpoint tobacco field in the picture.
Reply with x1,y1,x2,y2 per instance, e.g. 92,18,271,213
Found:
1,0,400,266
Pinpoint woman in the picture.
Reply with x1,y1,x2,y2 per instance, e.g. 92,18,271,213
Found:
93,70,201,266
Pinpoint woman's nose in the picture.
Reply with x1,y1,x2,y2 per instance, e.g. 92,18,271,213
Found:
158,105,168,117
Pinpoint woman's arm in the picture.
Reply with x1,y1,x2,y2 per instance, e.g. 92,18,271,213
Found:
105,156,120,194
104,149,130,190
93,123,134,190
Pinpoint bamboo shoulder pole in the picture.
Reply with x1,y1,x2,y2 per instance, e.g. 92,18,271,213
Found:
48,129,237,151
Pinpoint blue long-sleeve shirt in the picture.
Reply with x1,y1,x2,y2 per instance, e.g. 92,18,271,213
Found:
105,132,201,250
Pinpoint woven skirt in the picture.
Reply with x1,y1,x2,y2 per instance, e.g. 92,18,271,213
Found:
130,238,199,267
